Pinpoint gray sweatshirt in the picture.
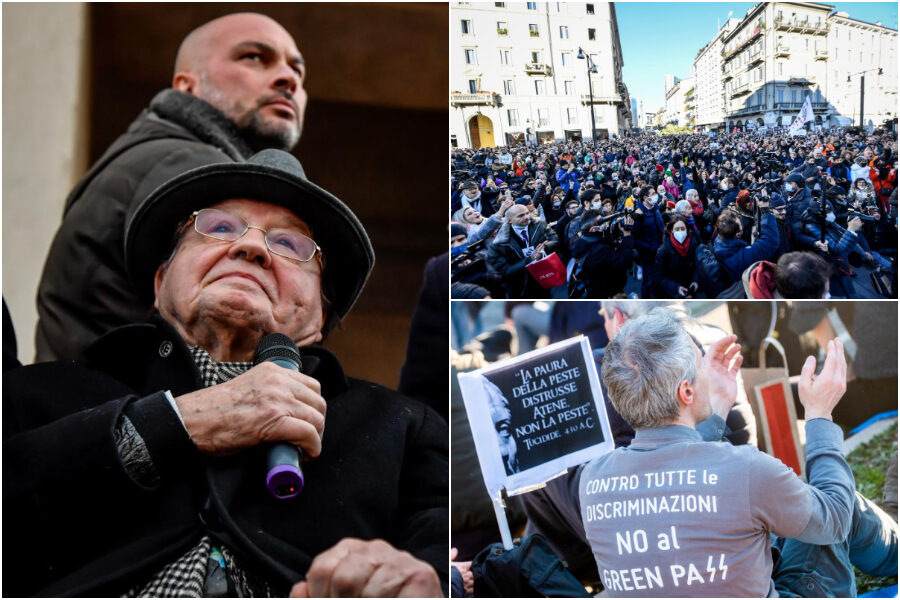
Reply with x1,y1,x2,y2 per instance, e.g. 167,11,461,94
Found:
578,420,853,597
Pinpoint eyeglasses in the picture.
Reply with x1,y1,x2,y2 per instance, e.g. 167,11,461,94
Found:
185,208,321,263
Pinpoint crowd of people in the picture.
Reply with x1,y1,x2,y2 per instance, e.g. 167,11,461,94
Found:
450,127,898,300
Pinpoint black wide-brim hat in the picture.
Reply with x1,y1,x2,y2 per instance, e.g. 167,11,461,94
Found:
125,149,375,319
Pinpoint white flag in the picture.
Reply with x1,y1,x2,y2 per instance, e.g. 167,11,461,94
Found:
788,94,814,136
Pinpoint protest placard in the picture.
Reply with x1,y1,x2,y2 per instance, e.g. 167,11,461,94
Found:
458,335,614,501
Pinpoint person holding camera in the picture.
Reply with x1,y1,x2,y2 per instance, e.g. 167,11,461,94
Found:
713,202,780,283
570,209,635,298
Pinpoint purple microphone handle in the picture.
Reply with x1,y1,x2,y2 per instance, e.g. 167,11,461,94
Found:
266,443,304,499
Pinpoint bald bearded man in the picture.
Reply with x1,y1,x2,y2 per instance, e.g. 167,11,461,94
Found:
36,13,307,362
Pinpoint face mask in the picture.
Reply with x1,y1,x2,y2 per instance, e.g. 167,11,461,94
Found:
450,242,468,255
648,195,658,205
825,212,836,223
720,181,728,190
591,200,603,210
673,230,688,243
785,183,795,193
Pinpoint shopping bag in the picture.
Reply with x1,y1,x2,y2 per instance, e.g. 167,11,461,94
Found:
526,252,566,289
741,336,805,478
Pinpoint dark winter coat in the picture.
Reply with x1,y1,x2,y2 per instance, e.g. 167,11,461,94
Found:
3,316,448,597
714,212,780,281
36,90,255,362
486,220,559,298
653,232,699,298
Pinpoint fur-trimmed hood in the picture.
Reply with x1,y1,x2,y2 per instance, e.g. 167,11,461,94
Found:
148,89,255,160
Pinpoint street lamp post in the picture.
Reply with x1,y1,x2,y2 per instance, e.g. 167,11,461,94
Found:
577,47,597,145
848,68,883,128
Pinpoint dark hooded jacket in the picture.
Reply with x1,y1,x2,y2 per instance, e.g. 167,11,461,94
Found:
36,90,255,362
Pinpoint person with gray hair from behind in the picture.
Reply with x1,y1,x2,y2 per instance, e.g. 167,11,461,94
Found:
580,308,896,597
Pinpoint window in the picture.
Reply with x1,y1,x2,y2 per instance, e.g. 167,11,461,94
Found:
567,108,578,125
564,80,574,95
529,24,539,37
588,28,596,41
561,51,571,66
495,1,505,6
461,20,473,35
538,107,549,126
531,50,542,63
508,108,519,126
756,66,762,82
860,51,863,62
535,80,545,95
468,80,477,93
777,88,784,103
816,88,822,102
560,26,569,39
527,1,537,9
805,39,809,50
503,79,515,95
586,4,595,14
791,89,797,103
777,10,783,20
464,48,477,64
497,21,508,36
756,91,763,106
777,62,782,76
871,53,874,64
500,49,510,64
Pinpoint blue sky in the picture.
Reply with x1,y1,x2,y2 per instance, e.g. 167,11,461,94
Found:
616,2,899,112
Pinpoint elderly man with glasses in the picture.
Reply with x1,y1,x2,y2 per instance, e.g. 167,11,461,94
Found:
3,150,447,598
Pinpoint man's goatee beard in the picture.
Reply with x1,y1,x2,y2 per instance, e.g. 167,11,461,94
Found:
239,110,301,152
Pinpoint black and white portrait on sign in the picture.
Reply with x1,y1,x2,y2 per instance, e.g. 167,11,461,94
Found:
459,336,615,497
482,377,519,475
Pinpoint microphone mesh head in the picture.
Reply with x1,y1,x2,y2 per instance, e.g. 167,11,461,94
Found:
253,333,301,367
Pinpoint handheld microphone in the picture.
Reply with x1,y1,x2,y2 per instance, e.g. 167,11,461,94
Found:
253,333,304,500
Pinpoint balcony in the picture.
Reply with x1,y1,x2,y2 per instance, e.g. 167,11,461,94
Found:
787,75,815,85
722,69,734,81
774,44,791,57
774,101,829,112
814,49,828,61
524,62,552,75
774,16,829,35
730,104,764,116
450,92,499,107
579,93,624,105
731,82,751,96
497,28,508,36
748,49,764,66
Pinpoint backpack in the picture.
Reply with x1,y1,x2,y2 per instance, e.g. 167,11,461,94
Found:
694,242,733,297
471,534,591,598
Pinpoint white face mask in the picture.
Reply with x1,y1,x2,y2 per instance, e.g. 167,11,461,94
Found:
673,230,688,243
825,212,836,223
591,200,603,210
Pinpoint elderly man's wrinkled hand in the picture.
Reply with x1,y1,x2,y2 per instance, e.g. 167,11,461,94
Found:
798,338,847,421
290,538,442,598
703,334,743,420
175,361,326,456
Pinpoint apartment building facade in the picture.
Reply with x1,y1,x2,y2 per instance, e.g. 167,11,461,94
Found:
450,1,632,148
691,18,740,130
825,12,898,128
710,2,897,131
